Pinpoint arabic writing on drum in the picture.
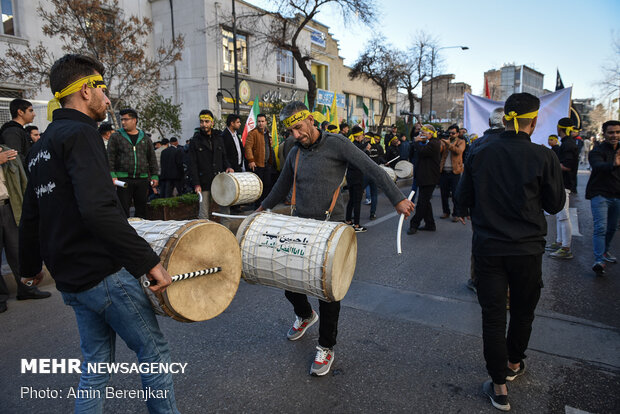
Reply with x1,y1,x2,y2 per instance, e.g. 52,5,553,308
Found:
259,233,309,256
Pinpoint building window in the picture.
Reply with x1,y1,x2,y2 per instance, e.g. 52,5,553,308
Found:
276,50,295,84
222,28,248,74
2,0,15,36
356,96,364,108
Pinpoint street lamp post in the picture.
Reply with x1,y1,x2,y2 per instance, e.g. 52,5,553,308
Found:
428,45,469,122
231,0,240,114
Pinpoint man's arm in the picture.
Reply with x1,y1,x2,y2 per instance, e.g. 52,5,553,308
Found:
2,128,27,164
145,136,159,181
541,150,567,215
588,147,616,172
107,133,119,178
260,147,295,209
244,131,256,165
18,169,42,279
188,140,201,191
455,155,474,216
448,139,466,155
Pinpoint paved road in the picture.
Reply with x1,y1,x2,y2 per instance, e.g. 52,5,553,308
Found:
1,170,619,413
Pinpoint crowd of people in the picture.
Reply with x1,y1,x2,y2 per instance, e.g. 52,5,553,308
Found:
2,52,619,413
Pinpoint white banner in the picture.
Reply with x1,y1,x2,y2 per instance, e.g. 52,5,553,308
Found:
464,88,572,146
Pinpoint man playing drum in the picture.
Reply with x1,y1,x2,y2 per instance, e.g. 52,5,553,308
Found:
258,101,414,376
19,54,180,413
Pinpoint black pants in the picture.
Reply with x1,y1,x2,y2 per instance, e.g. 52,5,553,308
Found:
285,290,340,349
409,184,436,229
160,179,184,198
440,171,460,216
0,203,36,303
117,178,150,218
346,178,363,225
475,254,543,384
254,165,272,208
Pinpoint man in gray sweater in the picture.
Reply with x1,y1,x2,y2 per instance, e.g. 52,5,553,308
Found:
258,101,414,376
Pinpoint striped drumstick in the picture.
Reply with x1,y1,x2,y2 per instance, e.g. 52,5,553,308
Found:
142,267,222,288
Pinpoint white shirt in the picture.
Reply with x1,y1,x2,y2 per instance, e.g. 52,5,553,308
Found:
228,127,243,170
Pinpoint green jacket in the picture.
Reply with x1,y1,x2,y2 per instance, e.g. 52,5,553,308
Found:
1,144,27,226
107,128,159,180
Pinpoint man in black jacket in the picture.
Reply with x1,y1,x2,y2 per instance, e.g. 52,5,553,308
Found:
407,124,442,234
0,98,35,165
456,93,565,411
189,109,233,219
160,137,185,198
221,113,244,172
586,120,620,275
19,54,179,413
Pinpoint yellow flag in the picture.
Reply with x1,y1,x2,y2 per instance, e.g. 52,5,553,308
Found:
330,92,339,132
271,114,280,170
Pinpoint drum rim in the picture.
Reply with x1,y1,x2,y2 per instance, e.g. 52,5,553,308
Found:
213,172,264,206
323,223,356,301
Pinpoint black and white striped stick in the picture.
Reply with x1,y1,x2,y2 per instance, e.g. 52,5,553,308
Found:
142,267,222,288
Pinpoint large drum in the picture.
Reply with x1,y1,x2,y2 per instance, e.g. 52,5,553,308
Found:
394,160,414,179
211,172,263,206
380,165,397,182
129,219,242,322
236,212,357,302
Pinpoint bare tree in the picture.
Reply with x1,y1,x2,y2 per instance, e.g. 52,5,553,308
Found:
583,103,610,137
233,0,376,110
399,32,436,120
600,36,620,119
0,0,184,126
349,36,407,128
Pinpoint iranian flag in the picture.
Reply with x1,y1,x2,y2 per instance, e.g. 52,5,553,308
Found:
241,95,260,146
362,102,369,131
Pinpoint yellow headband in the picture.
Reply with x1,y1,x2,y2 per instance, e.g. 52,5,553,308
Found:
421,126,437,138
504,110,538,133
47,74,106,121
200,114,213,122
389,136,398,145
349,131,363,142
370,136,380,145
548,136,558,141
283,110,310,128
558,124,576,135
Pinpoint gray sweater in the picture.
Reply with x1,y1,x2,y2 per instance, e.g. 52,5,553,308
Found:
262,131,406,220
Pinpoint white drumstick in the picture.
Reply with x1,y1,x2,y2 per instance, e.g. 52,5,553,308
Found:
386,155,401,165
142,267,222,288
114,180,128,188
397,190,416,255
212,212,249,219
198,192,203,203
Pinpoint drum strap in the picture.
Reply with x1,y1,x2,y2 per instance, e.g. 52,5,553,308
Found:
291,149,341,221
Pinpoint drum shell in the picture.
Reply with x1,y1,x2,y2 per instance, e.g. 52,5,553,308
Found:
380,165,397,182
130,219,242,322
211,172,263,206
236,212,357,302
394,160,413,179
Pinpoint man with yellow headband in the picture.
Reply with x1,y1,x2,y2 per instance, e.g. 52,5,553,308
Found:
364,131,385,217
19,54,179,413
257,101,414,377
456,92,564,411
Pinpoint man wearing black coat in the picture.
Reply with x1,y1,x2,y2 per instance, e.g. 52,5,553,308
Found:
221,114,245,172
407,124,442,234
160,137,185,198
189,109,233,219
0,98,36,165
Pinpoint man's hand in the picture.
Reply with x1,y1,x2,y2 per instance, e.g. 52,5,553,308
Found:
194,185,202,194
456,216,466,225
560,163,570,172
255,205,264,213
151,179,159,187
112,178,117,185
395,199,415,218
146,263,172,293
248,161,256,170
614,150,620,166
0,148,18,165
21,270,45,287
225,168,234,173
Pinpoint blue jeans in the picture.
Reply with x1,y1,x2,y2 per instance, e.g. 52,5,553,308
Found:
591,195,620,263
363,176,378,215
61,269,179,414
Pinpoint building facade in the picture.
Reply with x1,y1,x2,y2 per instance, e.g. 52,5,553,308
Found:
484,64,545,101
420,74,471,125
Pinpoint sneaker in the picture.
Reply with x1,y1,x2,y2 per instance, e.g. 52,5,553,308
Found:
369,214,377,220
482,380,510,411
363,199,371,205
354,226,367,233
549,247,573,259
287,311,318,341
466,279,477,294
310,346,335,376
592,261,606,276
603,252,617,263
545,242,562,251
506,360,525,381
440,213,450,219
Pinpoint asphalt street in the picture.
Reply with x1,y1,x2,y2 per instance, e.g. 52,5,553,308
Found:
1,168,619,413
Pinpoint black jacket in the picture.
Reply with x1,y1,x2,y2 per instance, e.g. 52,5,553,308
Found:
221,128,244,172
585,141,620,200
558,136,579,190
385,145,400,168
455,131,565,256
368,143,385,164
0,120,30,165
346,140,368,184
19,108,160,292
188,129,231,189
160,145,184,180
413,138,442,186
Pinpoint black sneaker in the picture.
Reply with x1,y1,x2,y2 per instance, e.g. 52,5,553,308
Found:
354,226,367,233
369,214,377,220
482,380,510,411
505,360,525,381
592,261,606,276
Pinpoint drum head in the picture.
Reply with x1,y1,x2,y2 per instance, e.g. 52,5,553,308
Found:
161,221,241,322
211,173,238,206
325,224,357,302
394,161,413,178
